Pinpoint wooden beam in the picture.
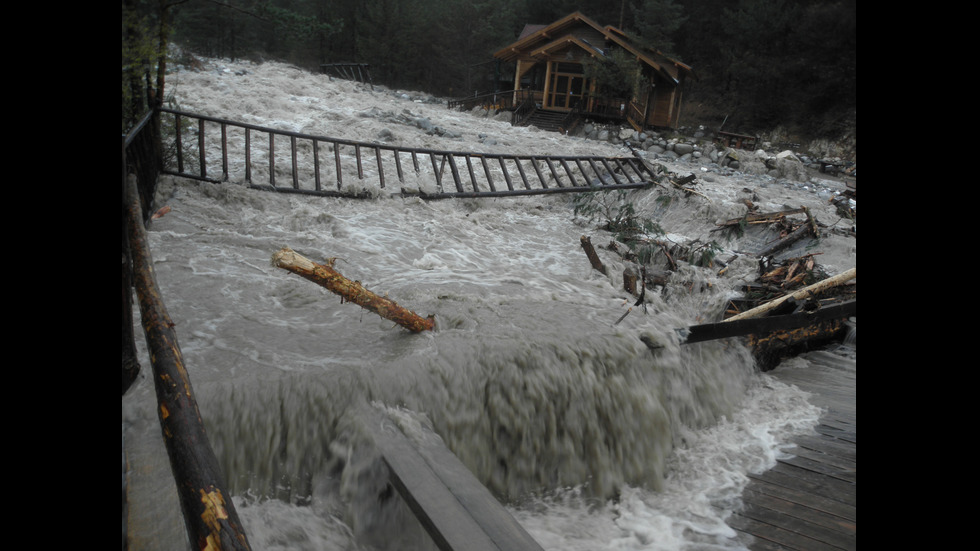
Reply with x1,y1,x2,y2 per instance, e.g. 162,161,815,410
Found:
358,405,544,551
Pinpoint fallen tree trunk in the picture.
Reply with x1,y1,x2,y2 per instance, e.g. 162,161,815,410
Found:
725,267,856,322
272,247,435,332
124,175,252,551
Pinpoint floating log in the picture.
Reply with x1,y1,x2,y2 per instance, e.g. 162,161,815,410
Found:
580,235,607,275
272,247,435,332
726,267,856,322
124,175,252,551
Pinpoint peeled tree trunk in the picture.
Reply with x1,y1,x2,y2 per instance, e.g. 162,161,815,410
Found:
272,246,436,332
124,175,252,551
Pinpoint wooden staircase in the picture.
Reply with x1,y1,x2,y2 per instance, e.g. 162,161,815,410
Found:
522,109,566,132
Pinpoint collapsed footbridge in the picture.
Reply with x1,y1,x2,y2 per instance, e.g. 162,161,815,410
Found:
157,107,665,200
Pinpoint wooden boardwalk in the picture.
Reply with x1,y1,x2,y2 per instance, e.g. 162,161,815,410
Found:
728,343,856,550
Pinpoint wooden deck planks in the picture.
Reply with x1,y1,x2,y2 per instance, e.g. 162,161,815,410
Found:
729,345,856,550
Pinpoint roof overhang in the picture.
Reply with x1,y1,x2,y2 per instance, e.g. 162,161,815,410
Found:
493,12,606,63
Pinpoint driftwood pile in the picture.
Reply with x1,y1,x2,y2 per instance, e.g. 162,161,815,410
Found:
577,177,856,368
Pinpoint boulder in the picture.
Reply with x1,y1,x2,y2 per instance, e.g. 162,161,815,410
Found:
775,150,801,162
673,143,695,156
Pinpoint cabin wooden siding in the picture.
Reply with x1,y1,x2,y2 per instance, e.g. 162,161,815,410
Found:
648,75,683,128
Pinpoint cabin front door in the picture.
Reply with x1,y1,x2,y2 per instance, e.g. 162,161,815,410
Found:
544,63,588,111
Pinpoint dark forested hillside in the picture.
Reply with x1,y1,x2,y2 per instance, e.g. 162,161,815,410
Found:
122,0,855,144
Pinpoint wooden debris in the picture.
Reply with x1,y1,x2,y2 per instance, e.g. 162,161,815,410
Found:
615,267,647,325
580,235,607,276
272,247,435,332
627,146,709,199
644,298,855,371
755,207,818,258
830,193,855,219
748,311,853,371
757,253,820,290
713,207,808,230
668,174,710,200
667,299,855,345
725,267,856,322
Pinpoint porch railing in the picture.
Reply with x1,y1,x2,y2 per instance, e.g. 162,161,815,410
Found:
558,98,587,135
511,93,537,127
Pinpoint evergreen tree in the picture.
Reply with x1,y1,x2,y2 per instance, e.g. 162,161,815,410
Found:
627,0,686,57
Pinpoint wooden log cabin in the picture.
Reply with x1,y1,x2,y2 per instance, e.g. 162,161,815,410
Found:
493,12,696,131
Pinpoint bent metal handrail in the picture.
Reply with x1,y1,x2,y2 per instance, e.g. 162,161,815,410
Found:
157,107,658,199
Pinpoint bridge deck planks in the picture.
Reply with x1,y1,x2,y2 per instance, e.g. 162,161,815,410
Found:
728,346,856,550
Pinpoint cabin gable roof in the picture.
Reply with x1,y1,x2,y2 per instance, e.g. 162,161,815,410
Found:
493,11,696,82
